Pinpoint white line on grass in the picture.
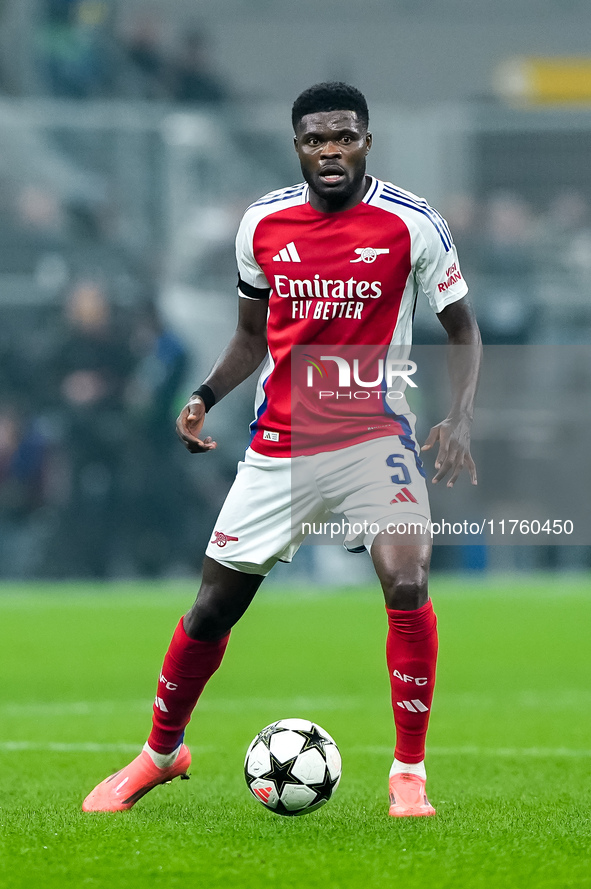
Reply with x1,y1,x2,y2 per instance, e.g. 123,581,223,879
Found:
0,742,140,753
0,696,361,717
0,741,216,753
354,745,591,758
0,701,150,717
1,741,591,757
3,691,590,719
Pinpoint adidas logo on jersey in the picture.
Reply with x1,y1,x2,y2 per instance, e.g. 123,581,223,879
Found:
273,241,301,262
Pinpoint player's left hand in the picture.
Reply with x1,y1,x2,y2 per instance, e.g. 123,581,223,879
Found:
421,416,477,487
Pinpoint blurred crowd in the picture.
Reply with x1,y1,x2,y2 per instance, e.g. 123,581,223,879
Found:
0,277,209,579
33,0,230,104
415,188,591,346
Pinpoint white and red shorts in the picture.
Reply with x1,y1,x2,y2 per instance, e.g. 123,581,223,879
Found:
205,435,431,576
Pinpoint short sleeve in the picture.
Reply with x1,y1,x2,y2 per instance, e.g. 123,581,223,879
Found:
235,210,271,295
415,215,468,314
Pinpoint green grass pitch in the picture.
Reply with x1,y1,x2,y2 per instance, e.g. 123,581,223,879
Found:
1,576,591,889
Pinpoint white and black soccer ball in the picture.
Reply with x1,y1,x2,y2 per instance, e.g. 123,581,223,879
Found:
244,718,342,816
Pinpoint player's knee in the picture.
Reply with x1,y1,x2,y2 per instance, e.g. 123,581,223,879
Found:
183,570,262,640
382,573,429,610
183,593,232,641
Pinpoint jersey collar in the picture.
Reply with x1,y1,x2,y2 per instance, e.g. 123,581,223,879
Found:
303,176,379,214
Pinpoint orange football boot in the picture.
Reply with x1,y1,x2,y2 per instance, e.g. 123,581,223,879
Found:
82,744,191,812
388,772,436,817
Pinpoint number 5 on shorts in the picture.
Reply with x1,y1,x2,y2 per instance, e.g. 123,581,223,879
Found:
386,453,411,486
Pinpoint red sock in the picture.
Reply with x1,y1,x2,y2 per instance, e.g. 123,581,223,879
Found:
386,599,438,764
147,618,229,754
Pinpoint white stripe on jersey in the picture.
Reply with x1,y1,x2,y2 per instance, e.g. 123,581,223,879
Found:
380,183,452,251
248,184,307,210
249,348,275,439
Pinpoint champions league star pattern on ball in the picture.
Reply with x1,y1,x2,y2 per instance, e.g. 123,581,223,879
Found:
236,178,468,457
244,718,342,816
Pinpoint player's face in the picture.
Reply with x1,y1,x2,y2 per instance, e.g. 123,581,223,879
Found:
294,111,372,212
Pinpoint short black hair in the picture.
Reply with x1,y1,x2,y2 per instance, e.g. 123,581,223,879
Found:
292,82,369,131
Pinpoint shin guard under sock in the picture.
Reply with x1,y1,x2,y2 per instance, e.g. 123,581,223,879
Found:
148,618,229,754
386,600,438,764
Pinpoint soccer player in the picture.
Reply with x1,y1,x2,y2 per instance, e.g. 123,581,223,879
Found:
83,82,481,817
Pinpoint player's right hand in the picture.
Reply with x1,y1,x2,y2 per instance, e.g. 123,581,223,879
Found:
175,398,217,454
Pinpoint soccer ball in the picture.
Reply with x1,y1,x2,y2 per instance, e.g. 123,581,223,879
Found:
244,718,342,816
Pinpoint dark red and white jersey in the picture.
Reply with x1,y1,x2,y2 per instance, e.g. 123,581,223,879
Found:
236,176,468,457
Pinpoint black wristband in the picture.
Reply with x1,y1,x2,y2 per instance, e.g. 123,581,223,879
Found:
191,384,216,413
